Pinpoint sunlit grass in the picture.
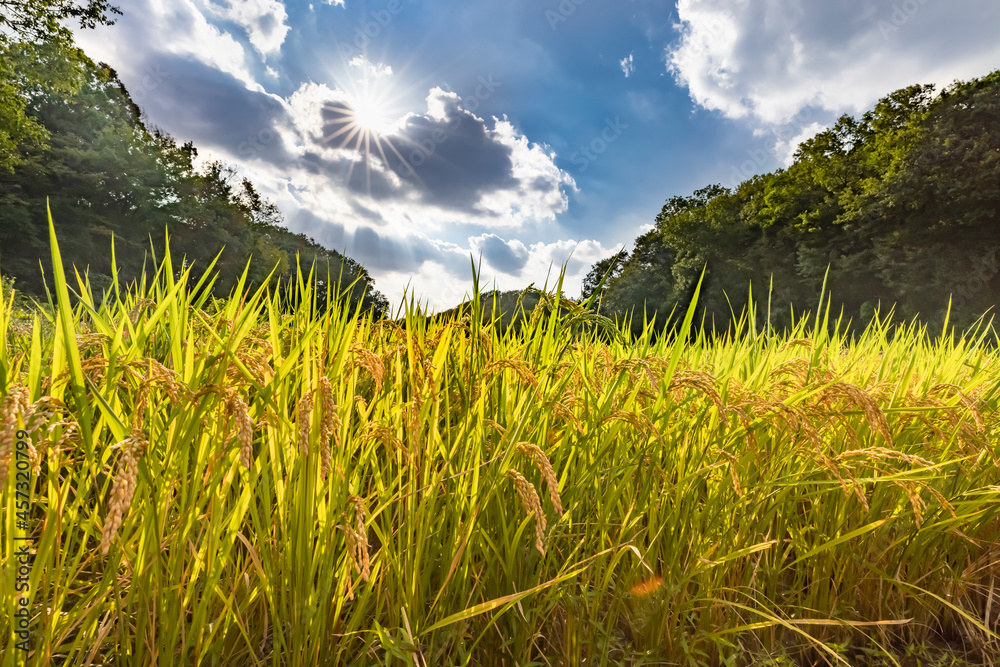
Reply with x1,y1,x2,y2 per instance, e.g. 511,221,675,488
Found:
1,215,999,665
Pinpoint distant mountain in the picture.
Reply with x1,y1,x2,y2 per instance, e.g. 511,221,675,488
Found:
585,71,1000,333
431,289,544,331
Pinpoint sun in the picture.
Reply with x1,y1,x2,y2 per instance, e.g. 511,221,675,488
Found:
323,87,398,145
319,75,420,194
349,93,395,135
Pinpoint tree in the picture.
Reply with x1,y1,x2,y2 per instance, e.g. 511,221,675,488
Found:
581,249,628,301
0,0,120,170
0,0,121,43
584,72,1000,334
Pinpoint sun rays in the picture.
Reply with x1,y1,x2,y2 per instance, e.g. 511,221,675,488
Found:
320,77,418,195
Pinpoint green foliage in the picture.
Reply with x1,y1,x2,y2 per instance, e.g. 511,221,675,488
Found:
0,0,121,43
591,73,1000,335
0,0,119,170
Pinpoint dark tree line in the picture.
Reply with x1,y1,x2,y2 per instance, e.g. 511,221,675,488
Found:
584,73,1000,334
0,0,388,315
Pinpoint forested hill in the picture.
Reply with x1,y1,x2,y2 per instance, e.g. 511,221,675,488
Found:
584,72,1000,333
0,24,387,314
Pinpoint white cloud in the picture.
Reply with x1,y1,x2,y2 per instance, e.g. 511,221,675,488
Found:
476,117,577,224
349,56,394,79
75,0,259,89
619,52,635,78
773,121,827,165
275,82,576,231
468,235,621,300
206,0,290,56
668,0,1000,126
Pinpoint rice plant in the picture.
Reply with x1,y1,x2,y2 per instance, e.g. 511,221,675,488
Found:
1,215,999,665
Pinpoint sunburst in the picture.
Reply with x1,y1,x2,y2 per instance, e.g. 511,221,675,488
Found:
321,84,416,194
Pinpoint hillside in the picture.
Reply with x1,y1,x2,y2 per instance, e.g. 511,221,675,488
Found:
585,72,1000,333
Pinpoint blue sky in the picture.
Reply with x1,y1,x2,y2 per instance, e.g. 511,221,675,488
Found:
74,0,1000,310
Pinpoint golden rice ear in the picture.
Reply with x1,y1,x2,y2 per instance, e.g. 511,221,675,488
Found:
296,390,315,456
668,370,727,415
0,385,29,487
485,358,539,388
101,431,146,556
515,442,563,515
349,346,385,391
226,391,254,470
930,383,986,434
342,495,370,585
317,377,341,479
820,381,893,445
506,469,546,555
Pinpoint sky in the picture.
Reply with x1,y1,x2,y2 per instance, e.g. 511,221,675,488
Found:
73,0,1000,311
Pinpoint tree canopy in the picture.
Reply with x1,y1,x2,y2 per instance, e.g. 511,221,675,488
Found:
586,73,1000,334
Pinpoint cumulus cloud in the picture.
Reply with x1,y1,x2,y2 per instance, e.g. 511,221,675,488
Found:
76,0,258,89
278,84,575,227
470,234,530,275
668,0,1000,125
469,235,621,295
206,0,290,56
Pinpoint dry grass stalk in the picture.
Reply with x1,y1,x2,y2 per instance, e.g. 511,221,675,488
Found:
507,469,547,555
516,442,563,514
101,430,146,555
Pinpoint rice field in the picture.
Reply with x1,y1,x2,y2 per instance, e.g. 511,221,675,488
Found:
2,222,1000,665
